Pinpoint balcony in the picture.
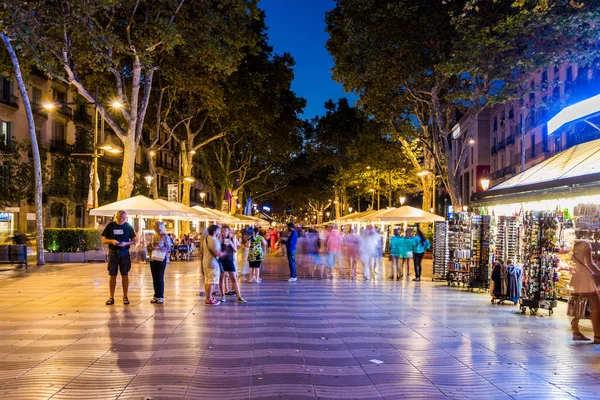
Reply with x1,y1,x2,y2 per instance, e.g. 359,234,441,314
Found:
50,140,73,153
498,140,506,150
491,145,497,155
56,105,73,119
31,102,49,118
490,165,517,181
74,112,92,124
506,135,515,145
0,91,19,110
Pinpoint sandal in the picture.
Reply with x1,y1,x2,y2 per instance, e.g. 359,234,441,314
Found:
105,298,114,305
150,297,158,304
573,333,591,341
123,297,130,305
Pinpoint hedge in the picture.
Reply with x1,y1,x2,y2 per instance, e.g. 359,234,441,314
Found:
44,228,102,253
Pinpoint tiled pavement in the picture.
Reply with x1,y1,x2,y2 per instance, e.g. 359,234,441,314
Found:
0,255,599,399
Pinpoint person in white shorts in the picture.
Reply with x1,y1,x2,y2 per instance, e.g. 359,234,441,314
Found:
202,224,225,306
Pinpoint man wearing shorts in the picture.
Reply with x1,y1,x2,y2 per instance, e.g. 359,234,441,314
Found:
102,210,136,305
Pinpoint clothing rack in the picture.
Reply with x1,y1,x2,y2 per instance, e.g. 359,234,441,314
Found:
446,212,472,287
495,216,522,265
468,215,491,290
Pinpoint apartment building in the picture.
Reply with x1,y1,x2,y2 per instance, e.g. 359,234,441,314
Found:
451,108,491,206
0,72,207,235
488,63,600,187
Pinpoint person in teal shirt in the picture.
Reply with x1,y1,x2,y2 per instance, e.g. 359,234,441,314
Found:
412,227,431,281
389,229,403,280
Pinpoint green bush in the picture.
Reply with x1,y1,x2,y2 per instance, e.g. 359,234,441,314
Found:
44,228,102,253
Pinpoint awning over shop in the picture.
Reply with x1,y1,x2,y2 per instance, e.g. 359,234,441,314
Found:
472,138,600,206
154,199,214,220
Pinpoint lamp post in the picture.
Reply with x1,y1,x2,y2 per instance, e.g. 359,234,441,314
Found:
200,192,206,206
145,175,153,186
369,188,375,209
44,98,123,209
348,206,353,213
400,196,406,206
480,177,490,191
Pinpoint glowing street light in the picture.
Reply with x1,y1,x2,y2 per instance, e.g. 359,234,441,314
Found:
481,177,490,191
400,196,406,206
183,176,195,183
416,170,432,177
199,192,206,205
348,206,353,213
111,100,124,109
145,175,154,185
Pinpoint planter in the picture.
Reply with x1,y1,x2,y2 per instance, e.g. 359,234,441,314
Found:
62,252,86,263
44,252,62,263
84,250,107,262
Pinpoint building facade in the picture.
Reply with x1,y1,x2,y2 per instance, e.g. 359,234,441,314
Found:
0,72,207,237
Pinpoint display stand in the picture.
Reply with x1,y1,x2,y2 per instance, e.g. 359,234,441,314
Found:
520,211,558,315
446,212,472,287
432,221,449,281
495,216,522,264
468,215,491,291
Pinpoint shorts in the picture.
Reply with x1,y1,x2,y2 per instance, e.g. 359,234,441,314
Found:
249,260,262,269
221,258,236,272
203,262,220,285
108,250,131,276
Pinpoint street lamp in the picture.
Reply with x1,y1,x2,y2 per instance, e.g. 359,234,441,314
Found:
480,177,490,191
326,211,330,220
145,175,153,186
369,188,375,209
400,196,406,206
199,192,206,206
348,206,353,213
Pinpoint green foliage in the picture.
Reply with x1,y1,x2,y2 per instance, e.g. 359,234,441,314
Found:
44,228,102,253
0,141,36,207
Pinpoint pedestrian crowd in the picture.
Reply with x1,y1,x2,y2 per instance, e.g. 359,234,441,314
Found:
100,210,430,307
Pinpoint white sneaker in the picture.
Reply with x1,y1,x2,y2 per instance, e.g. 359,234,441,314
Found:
288,277,297,282
256,278,262,283
251,277,257,283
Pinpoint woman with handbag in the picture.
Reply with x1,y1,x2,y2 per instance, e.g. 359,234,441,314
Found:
568,240,600,342
218,226,246,303
398,228,415,279
146,221,172,304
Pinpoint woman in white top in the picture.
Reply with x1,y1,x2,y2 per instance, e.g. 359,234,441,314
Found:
568,240,600,341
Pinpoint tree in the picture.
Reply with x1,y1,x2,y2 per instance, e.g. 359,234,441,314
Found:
0,32,45,265
327,0,491,207
198,15,305,213
6,0,259,200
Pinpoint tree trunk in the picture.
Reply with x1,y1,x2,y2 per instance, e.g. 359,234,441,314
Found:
117,136,137,201
181,149,193,206
446,173,463,208
1,33,45,266
421,175,432,212
147,152,158,199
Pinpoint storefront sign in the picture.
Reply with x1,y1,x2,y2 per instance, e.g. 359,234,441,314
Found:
5,207,20,212
0,212,10,222
27,213,36,221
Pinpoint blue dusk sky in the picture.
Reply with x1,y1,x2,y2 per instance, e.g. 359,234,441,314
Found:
259,0,359,119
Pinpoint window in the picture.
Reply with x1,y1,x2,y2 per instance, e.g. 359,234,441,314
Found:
554,135,561,153
1,77,10,99
1,120,11,148
509,108,514,121
531,133,536,158
55,90,66,103
493,116,497,131
541,70,548,85
32,87,42,105
566,66,573,91
54,122,66,142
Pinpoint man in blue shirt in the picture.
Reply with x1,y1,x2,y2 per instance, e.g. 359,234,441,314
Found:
284,223,298,282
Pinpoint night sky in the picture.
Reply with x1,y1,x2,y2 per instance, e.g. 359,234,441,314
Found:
259,0,358,119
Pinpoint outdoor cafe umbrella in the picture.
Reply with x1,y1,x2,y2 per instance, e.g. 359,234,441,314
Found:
369,205,445,223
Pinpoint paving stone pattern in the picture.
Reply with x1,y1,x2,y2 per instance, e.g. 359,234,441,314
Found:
0,255,598,399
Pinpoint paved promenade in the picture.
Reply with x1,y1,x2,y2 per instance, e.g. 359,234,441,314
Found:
0,255,598,399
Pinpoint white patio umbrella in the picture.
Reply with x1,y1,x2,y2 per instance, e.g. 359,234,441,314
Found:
89,195,186,217
370,205,445,223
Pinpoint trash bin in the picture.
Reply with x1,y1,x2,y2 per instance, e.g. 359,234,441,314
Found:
9,244,27,263
0,245,9,261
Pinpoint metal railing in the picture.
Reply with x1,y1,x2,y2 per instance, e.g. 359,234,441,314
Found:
50,140,73,153
0,91,19,109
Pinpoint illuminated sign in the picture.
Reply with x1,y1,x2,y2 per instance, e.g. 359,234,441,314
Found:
547,93,600,135
0,212,10,222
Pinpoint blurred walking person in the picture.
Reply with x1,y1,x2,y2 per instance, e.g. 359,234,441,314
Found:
398,228,415,278
326,225,342,279
283,223,298,282
389,228,402,280
412,228,430,282
343,228,360,279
